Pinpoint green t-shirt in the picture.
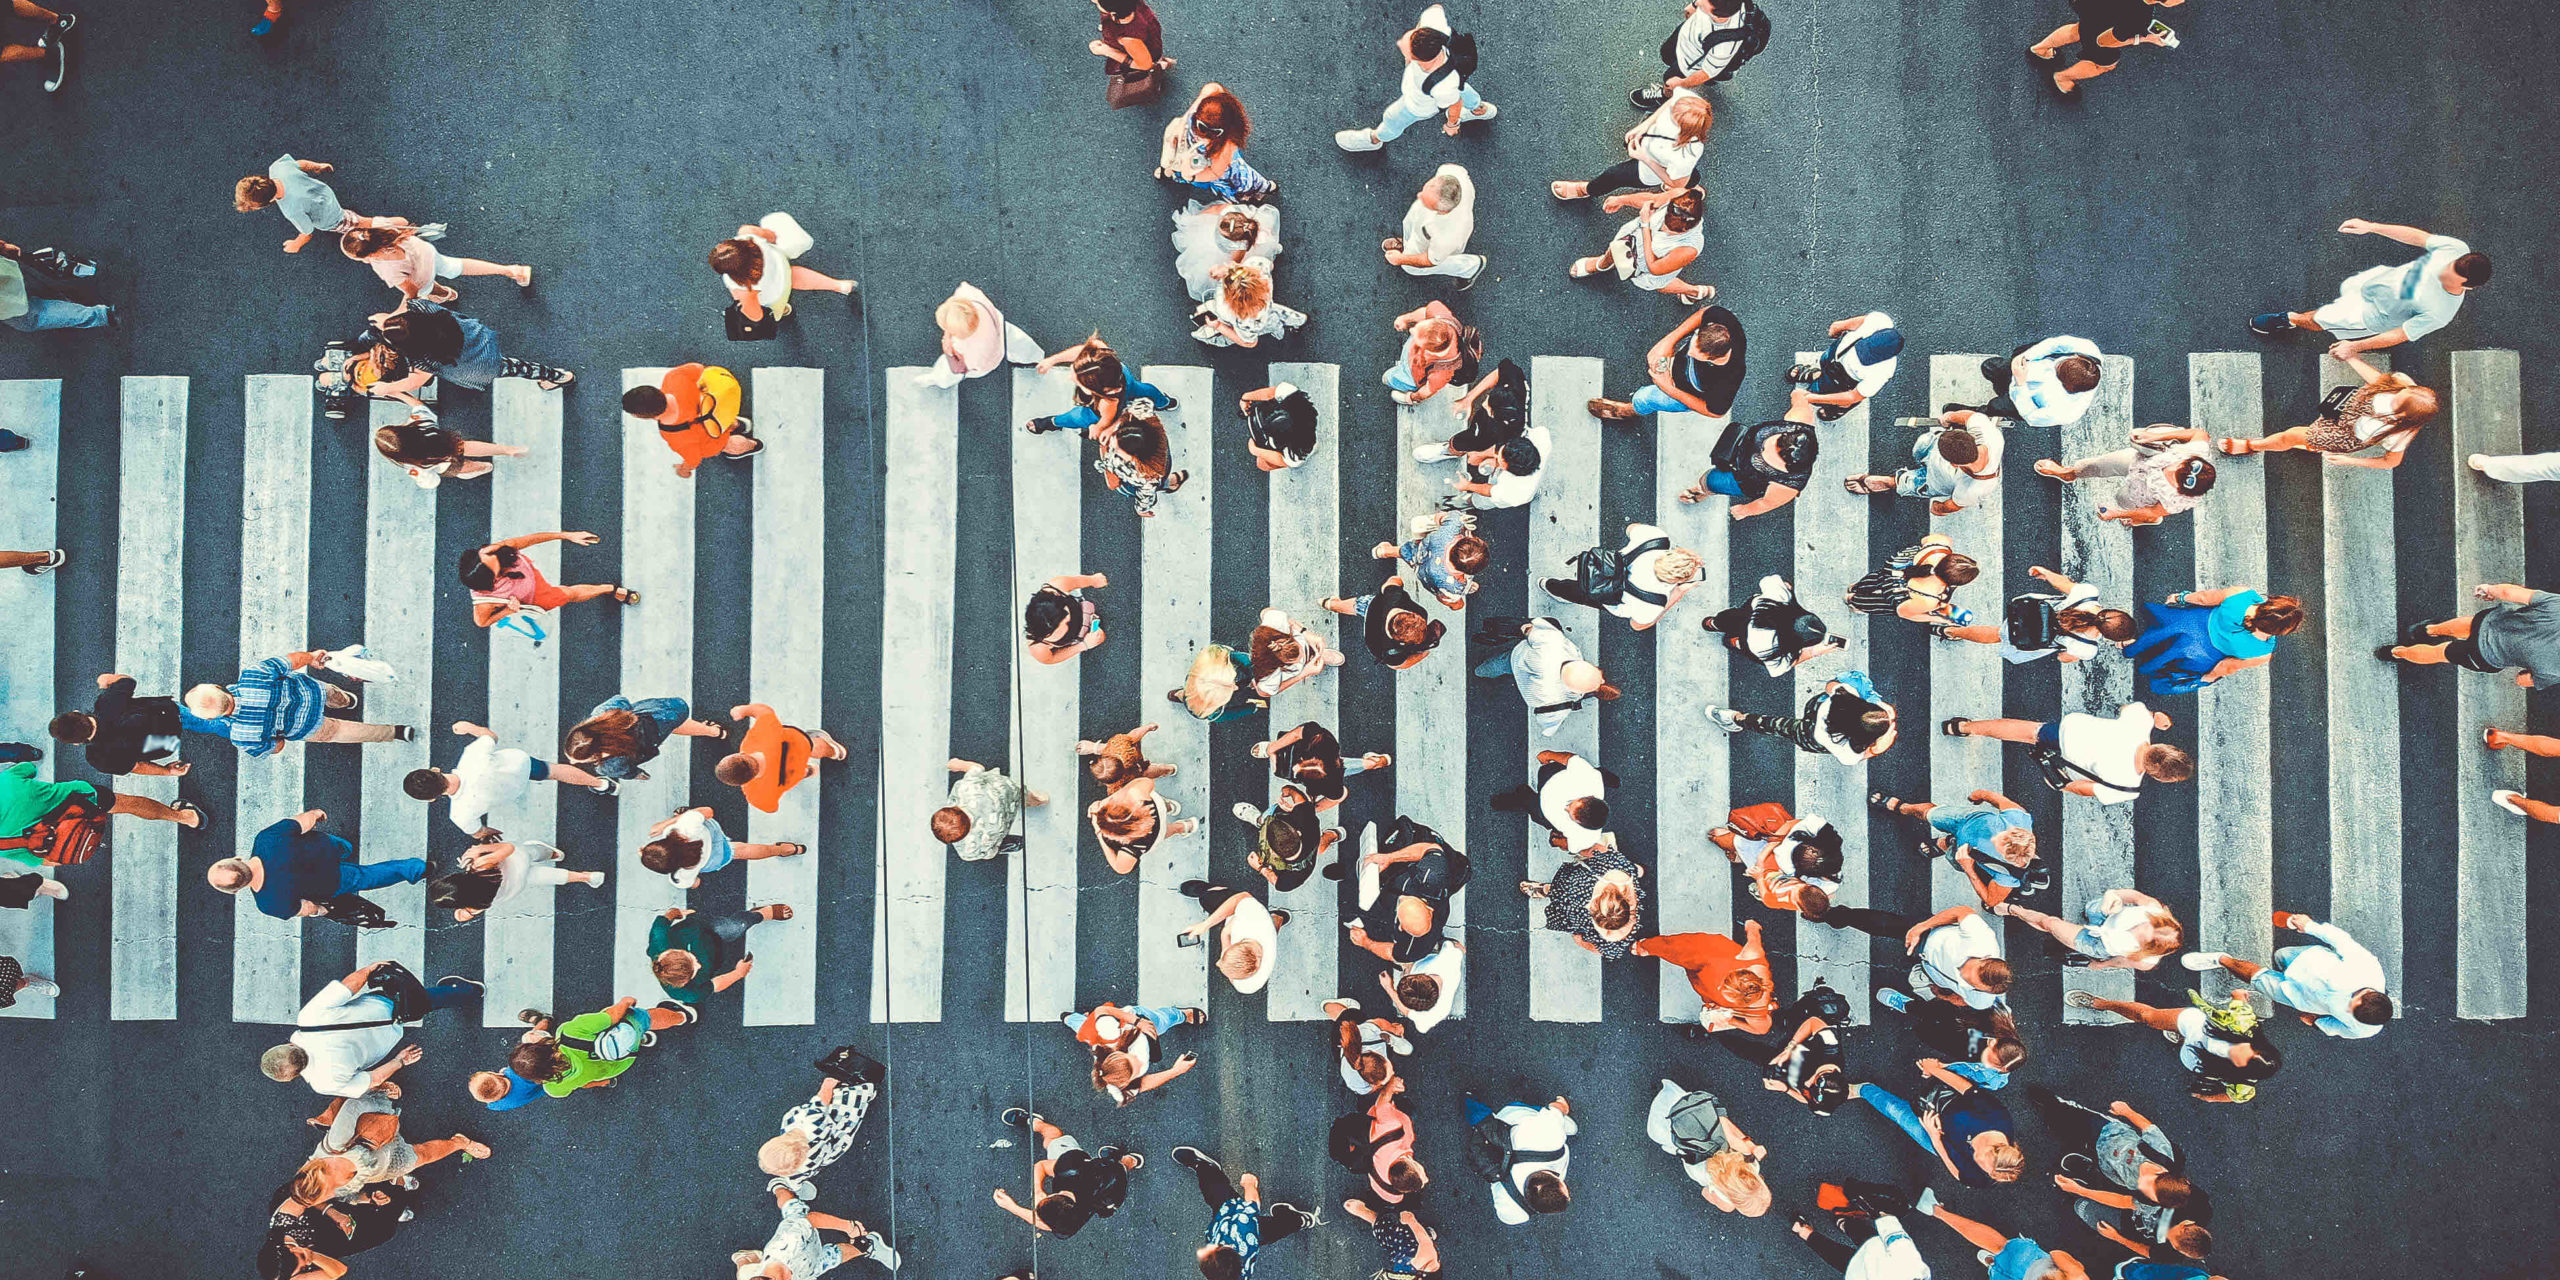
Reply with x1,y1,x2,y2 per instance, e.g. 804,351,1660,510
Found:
544,1006,641,1096
0,764,99,869
646,914,717,1004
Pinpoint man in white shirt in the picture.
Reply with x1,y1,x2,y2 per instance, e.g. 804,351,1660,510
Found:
1786,310,1902,421
260,962,483,1096
2182,912,2392,1039
1491,749,1613,851
1383,164,1482,283
1980,335,2102,429
1900,905,2012,1010
1334,5,1496,152
1848,410,2005,515
1469,1093,1576,1224
403,720,615,840
1448,425,1551,510
1541,521,1702,631
1633,0,1758,109
1475,617,1613,737
1380,939,1464,1034
1945,703,2193,805
2253,219,2489,358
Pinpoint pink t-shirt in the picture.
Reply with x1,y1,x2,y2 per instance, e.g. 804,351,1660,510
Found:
941,283,1007,377
368,237,440,292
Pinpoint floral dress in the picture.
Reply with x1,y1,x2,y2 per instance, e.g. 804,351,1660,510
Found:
1543,845,1647,959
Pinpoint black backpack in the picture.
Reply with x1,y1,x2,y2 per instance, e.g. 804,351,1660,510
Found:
1663,2,1771,83
1572,536,1672,607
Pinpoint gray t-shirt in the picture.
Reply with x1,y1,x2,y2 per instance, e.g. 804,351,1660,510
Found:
269,154,349,236
948,765,1023,862
2093,1118,2177,1189
2473,591,2560,684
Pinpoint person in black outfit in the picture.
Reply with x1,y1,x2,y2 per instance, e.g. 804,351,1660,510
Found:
1676,390,1819,520
51,672,195,777
1348,816,1470,966
1706,574,1841,676
1892,998,2028,1078
1242,382,1317,471
991,1110,1141,1240
1326,575,1446,671
1415,357,1529,462
2029,0,2180,97
1789,1181,1926,1274
1709,985,1851,1114
1588,305,1747,427
258,1176,417,1280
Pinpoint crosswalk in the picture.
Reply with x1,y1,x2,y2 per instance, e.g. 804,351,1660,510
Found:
0,347,2536,1026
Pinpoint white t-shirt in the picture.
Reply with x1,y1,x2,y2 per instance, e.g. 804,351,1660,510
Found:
1632,89,1707,186
448,735,536,834
1337,1018,1414,1092
1392,4,1465,111
1672,6,1749,81
2086,898,2165,958
2020,582,2105,663
1477,423,1550,508
1608,523,1683,626
1917,912,2005,1010
289,982,406,1098
1402,164,1476,263
1830,311,1901,398
2057,702,2155,804
1400,942,1464,1033
1923,418,2004,511
2329,234,2470,341
1844,1218,1933,1280
1537,756,1610,848
1220,894,1279,994
1489,1103,1577,1225
2011,334,2102,428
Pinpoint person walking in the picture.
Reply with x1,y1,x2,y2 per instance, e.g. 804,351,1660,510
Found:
1674,392,1820,521
1786,1181,1932,1280
1978,336,2103,429
2180,911,2392,1038
1191,260,1307,349
2380,581,2560,685
1638,921,1776,1033
429,841,604,923
1705,574,1841,676
1466,1093,1577,1224
1568,187,1710,301
1411,355,1528,463
370,407,528,488
2483,725,2560,820
363,300,571,404
1491,748,1613,851
1378,937,1464,1036
1078,722,1174,790
1851,1058,2025,1188
2028,1088,2213,1264
1912,1197,2094,1280
1703,670,1898,765
1551,90,1710,200
1090,773,1201,876
1707,985,1852,1114
1541,521,1702,631
650,904,794,1006
1348,817,1470,970
1091,0,1170,103
561,694,725,781
1325,998,1414,1095
2034,427,2220,527
1786,311,1903,420
760,1052,884,1196
1381,300,1479,409
339,225,530,302
1873,790,2043,909
1384,164,1482,284
284,1087,490,1215
1713,803,1843,919
235,155,410,254
1240,381,1318,471
1944,703,2192,805
1024,572,1111,664
916,282,1045,389
1522,837,1646,959
1935,565,2136,666
1442,428,1548,511
711,214,857,328
47,672,203,782
1896,904,2013,1011
720,703,849,813
1846,532,1981,629
1158,82,1278,203
210,809,424,922
1633,0,1766,107
1643,1081,1772,1216
624,363,761,477
183,649,408,753
2028,0,2183,96
991,1111,1142,1238
459,531,632,630
1328,1075,1428,1207
2217,354,2435,468
260,962,484,1096
1847,409,2004,515
1473,616,1615,737
2126,588,2303,695
2064,988,2283,1104
506,995,690,1099
0,236,109,331
1174,199,1282,304
1998,889,2182,972
1340,1200,1440,1279
404,720,614,839
1176,880,1285,995
1588,304,1746,431
1229,785,1337,891
2251,219,2487,357
1252,720,1384,812
1335,4,1495,152
1072,1002,1204,1106
734,1184,902,1278
934,758,1045,861
1172,1145,1319,1278
639,804,804,888
1326,574,1448,671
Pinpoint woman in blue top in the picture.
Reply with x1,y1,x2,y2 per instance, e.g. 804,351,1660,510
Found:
1379,510,1486,610
365,300,575,403
1872,789,2043,908
2129,587,2303,693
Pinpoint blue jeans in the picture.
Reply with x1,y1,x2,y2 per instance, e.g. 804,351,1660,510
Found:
338,858,428,895
1859,1084,1934,1154
1129,1004,1189,1034
1384,365,1421,394
1633,384,1715,417
1055,379,1168,431
423,980,482,1013
1375,86,1484,142
1698,468,1745,497
1,295,110,331
1472,650,1515,679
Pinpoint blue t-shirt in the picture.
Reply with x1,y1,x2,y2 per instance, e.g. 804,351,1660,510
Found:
483,1068,547,1111
1990,1237,2057,1280
1204,1197,1262,1277
2117,1263,2208,1280
2207,590,2278,660
1932,804,2030,857
249,819,354,920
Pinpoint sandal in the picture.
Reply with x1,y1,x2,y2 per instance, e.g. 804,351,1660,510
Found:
1869,792,1908,814
1843,474,1890,495
768,903,797,920
728,437,766,459
1676,485,1710,505
2027,46,2058,65
2216,437,2255,455
537,371,576,392
1568,257,1599,279
1182,1006,1207,1024
172,799,210,832
2032,460,2071,480
1550,180,1587,200
611,586,640,604
1940,717,1970,738
776,843,809,858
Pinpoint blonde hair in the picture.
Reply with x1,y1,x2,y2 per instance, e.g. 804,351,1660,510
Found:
758,1132,810,1175
1654,549,1703,585
234,175,279,212
290,1160,341,1207
1221,262,1272,319
1718,968,1769,1008
1992,828,2037,863
934,298,980,337
1217,940,1264,981
208,859,253,892
182,684,233,719
654,950,702,986
468,1072,511,1103
1704,1152,1771,1216
1986,1142,2026,1181
1669,95,1713,144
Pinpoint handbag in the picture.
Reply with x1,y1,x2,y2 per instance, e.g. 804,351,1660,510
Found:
725,302,779,342
815,1044,888,1086
2006,594,2060,653
317,894,396,930
1106,64,1168,109
362,960,434,1022
2128,603,2222,696
0,789,108,867
321,644,400,684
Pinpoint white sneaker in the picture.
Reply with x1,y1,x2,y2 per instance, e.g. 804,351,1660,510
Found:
2468,453,2489,473
1232,802,1264,825
1334,128,1384,152
1914,1187,1940,1216
1467,103,1499,121
587,872,609,889
20,975,60,999
861,1236,901,1272
1703,706,1741,732
1412,441,1454,463
2178,951,2230,972
2491,789,2530,817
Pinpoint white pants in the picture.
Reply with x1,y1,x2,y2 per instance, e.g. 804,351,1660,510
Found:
913,322,1045,388
1400,253,1485,280
2473,451,2560,484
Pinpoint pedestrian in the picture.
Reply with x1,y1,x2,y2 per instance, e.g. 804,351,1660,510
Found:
1328,1075,1428,1206
1172,1145,1319,1279
1229,783,1339,891
1851,1058,2025,1187
1253,721,1386,811
1090,773,1201,876
1240,381,1318,471
1491,747,1615,851
1381,300,1480,409
1551,90,1710,200
2252,219,2486,357
1883,997,2030,1085
1588,304,1747,430
1872,789,2044,908
365,299,575,401
1442,426,1549,510
711,213,857,328
1643,1080,1771,1216
467,1010,560,1113
1945,703,2191,804
1023,571,1110,663
992,1111,1142,1238
2218,355,2436,469
1192,260,1307,349
2034,427,2219,527
1465,1093,1576,1223
1706,985,1853,1114
369,407,528,489
459,531,631,633
235,156,410,254
1340,1199,1440,1279
1786,311,1904,420
1998,889,2182,972
639,804,805,889
1335,4,1496,152
2126,588,2303,694
1936,565,2137,666
1541,521,1701,631
1706,574,1840,676
1411,356,1528,462
1704,669,1899,765
1675,391,1820,520
2028,0,2184,97
506,995,691,1099
915,282,1045,392
1786,1181,1932,1280
2180,911,2392,1038
284,1088,490,1213
0,953,58,1006
1521,837,1646,958
624,362,762,477
1325,998,1414,1095
1373,511,1485,612
1078,401,1189,516
1157,82,1278,204
1633,0,1767,107
1384,164,1482,284
650,903,793,1006
2379,581,2560,686
1567,187,1710,300
1847,532,1981,628
404,720,614,839
2064,989,2282,1104
1348,817,1471,969
0,871,66,910
0,236,108,330
760,1055,882,1196
1849,410,2005,515
734,1185,901,1278
2028,1088,2213,1263
1637,921,1776,1033
183,649,407,754
339,224,530,302
1713,803,1842,919
720,703,849,813
48,672,202,780
1076,1004,1203,1106
1170,201,1280,302
1912,1197,2094,1280
1078,722,1174,789
1176,880,1285,995
1324,573,1449,671
1899,904,2013,1010
2464,449,2560,484
1377,938,1464,1035
1,3,74,94
1474,616,1616,737
1978,336,2103,429
935,757,1045,861
432,839,605,926
257,1179,417,1278
561,694,725,781
208,808,422,923
2485,725,2560,821
261,963,483,1096
1091,0,1170,104
1245,609,1344,700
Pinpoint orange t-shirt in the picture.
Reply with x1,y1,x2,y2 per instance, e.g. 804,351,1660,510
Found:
737,714,813,812
1638,932,1775,1018
653,363,741,469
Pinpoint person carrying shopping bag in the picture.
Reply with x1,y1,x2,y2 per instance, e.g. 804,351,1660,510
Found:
711,213,857,334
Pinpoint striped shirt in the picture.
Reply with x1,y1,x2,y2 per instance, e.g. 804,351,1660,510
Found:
217,657,328,757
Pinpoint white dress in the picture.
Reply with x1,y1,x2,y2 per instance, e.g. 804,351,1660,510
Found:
1193,262,1309,348
1171,201,1281,302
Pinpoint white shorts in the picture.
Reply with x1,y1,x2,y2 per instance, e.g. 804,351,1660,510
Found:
2310,291,2383,340
1044,1134,1084,1162
430,251,463,280
2173,1005,2210,1042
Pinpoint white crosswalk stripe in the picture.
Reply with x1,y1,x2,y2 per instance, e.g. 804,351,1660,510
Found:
1793,350,1871,1008
1526,356,1604,1022
1136,364,1216,1014
1004,368,1080,1025
2321,354,2406,994
2188,353,2274,1009
2451,349,2528,1019
2057,355,2138,1022
1264,361,1342,1022
871,369,956,1024
355,397,432,985
0,379,60,1019
110,378,185,1019
482,380,565,1023
1653,405,1725,1023
1395,398,1469,1019
744,367,826,1027
1927,356,2004,911
234,375,313,1025
613,369,698,1006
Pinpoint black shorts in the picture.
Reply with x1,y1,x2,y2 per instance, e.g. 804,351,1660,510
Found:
2446,611,2502,673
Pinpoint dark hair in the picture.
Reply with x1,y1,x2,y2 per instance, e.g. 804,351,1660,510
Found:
2061,607,2141,642
639,835,703,875
1935,428,1981,467
2350,989,2394,1025
340,226,401,259
1199,1246,1245,1280
1387,611,1431,645
1113,416,1172,478
1792,825,1844,878
1075,352,1129,398
1449,534,1489,573
1471,359,1529,434
2151,1173,2194,1209
509,1038,566,1083
2167,1222,2214,1259
563,709,647,765
1406,26,1447,60
1934,553,1981,587
1395,972,1442,1011
1985,1035,2028,1071
1972,957,2015,993
2056,355,2102,394
2452,252,2492,287
621,386,669,418
374,420,461,468
1794,885,1832,918
1521,1170,1571,1215
1804,1070,1848,1115
375,307,465,366
1695,321,1735,359
2146,745,2197,783
715,753,760,787
46,712,94,743
1097,0,1145,15
1497,436,1542,475
1024,587,1076,644
1383,1157,1427,1195
709,238,762,284
2251,595,2306,636
430,868,501,911
455,543,516,592
1567,797,1608,830
1261,816,1303,861
1771,425,1817,472
1191,91,1250,145
931,807,972,844
1706,0,1744,14
2172,457,2217,496
400,768,446,801
1663,188,1706,232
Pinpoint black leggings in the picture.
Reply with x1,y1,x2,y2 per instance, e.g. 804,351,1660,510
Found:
1190,1152,1308,1244
1732,709,1825,755
1584,158,1656,200
1542,576,1617,611
2024,1084,2106,1158
1908,996,1995,1060
1797,1181,1916,1274
1180,880,1244,914
1811,904,1916,940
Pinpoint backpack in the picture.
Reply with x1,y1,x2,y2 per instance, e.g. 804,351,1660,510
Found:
1571,536,1672,607
2006,593,2061,653
2128,603,2221,697
1662,1089,1728,1162
1665,3,1771,83
0,788,108,867
561,1013,645,1062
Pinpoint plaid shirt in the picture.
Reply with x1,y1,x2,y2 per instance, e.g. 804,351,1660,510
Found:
214,656,326,757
